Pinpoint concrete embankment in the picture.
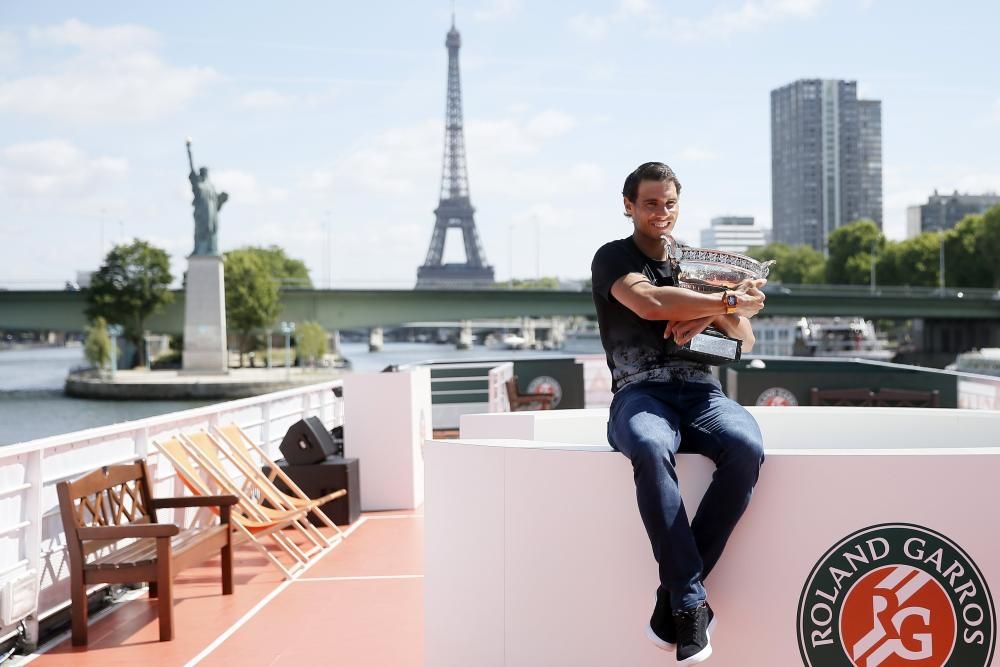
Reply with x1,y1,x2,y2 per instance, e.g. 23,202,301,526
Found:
65,367,346,400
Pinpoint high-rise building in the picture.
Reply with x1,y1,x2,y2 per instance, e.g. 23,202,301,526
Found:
906,190,1000,237
700,216,769,253
771,79,882,252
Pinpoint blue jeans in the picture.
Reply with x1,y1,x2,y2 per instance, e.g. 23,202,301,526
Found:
607,379,765,612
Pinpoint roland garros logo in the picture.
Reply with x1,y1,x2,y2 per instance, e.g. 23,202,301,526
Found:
798,524,995,667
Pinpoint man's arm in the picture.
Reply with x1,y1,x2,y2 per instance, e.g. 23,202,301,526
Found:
610,273,764,321
712,315,757,353
610,273,727,321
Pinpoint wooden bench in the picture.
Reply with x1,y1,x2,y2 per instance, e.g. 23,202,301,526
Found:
56,461,238,645
810,387,941,408
505,375,556,411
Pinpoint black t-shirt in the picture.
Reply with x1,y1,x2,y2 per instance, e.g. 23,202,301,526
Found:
591,236,713,393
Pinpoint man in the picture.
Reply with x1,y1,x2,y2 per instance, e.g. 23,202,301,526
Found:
590,162,766,665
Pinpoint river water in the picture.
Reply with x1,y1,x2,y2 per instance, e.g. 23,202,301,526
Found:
0,343,556,446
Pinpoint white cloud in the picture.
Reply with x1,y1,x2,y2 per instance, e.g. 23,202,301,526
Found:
238,89,295,109
0,31,18,69
0,20,217,123
670,0,826,42
213,169,288,206
28,18,158,52
568,13,611,41
679,146,718,162
571,0,826,43
473,0,522,22
525,110,577,138
0,140,127,198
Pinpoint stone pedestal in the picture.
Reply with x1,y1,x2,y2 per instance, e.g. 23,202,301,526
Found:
182,255,228,374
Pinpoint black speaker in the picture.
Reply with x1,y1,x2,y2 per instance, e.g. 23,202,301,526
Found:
279,417,337,465
262,456,361,525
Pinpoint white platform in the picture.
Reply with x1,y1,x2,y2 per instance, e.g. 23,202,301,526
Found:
182,254,228,373
344,368,431,511
425,408,1000,666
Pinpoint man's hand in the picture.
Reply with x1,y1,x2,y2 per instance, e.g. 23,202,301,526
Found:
731,278,767,318
664,315,715,346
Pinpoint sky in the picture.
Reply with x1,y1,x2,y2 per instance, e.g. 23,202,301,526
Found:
0,1,998,289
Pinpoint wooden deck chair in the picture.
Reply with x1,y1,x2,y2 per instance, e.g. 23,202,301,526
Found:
155,437,309,579
181,431,335,557
213,423,347,540
172,434,321,565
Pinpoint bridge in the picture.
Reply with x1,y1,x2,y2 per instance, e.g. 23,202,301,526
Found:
2,285,999,334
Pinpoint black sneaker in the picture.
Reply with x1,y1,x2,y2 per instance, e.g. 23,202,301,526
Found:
645,593,676,651
674,602,714,665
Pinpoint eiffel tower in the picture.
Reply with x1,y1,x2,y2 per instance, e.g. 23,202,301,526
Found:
416,16,494,289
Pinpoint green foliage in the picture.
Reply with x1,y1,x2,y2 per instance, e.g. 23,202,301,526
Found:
85,239,174,368
84,316,111,371
980,205,1000,288
876,233,942,287
296,321,328,366
505,276,561,290
825,219,884,285
223,249,281,366
237,245,312,288
746,243,826,284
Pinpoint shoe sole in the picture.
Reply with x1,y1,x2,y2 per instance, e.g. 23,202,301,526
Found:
677,644,713,665
645,612,717,653
645,623,676,652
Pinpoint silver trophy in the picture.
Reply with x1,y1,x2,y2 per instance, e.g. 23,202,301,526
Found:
662,235,774,364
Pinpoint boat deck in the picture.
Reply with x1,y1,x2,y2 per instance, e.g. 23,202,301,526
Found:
25,510,424,667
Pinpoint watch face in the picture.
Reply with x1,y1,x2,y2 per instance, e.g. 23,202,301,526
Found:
726,294,738,307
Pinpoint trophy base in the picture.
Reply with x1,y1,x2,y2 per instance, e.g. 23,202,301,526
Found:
674,328,742,365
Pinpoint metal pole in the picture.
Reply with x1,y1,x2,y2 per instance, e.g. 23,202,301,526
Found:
939,234,946,297
267,332,272,370
285,332,291,380
508,223,514,289
535,218,541,280
870,238,877,294
110,334,117,380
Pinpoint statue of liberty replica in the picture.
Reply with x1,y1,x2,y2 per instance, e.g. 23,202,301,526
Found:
182,138,229,373
187,138,229,256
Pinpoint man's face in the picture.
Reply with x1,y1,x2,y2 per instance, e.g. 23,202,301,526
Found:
624,179,679,242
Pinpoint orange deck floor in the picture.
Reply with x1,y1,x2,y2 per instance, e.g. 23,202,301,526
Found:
26,510,424,667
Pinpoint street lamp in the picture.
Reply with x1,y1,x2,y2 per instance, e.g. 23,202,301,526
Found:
107,324,123,381
939,233,946,298
279,321,296,379
870,236,878,294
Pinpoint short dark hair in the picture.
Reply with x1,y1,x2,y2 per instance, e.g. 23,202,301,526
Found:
622,162,682,203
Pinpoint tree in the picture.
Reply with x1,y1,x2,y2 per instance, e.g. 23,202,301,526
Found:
876,233,941,287
507,277,561,290
248,245,313,288
84,316,111,373
746,243,826,284
85,240,173,368
945,213,991,288
223,249,281,367
296,321,328,368
980,204,1000,288
825,219,883,285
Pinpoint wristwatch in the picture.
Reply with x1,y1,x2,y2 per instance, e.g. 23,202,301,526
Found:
722,291,738,315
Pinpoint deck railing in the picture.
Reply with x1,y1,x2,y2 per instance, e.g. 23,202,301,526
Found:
0,380,343,649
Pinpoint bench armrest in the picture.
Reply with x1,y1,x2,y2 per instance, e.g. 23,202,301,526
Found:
149,495,239,508
77,524,180,540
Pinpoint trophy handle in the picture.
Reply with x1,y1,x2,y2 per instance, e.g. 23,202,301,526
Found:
759,259,776,278
660,234,679,261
